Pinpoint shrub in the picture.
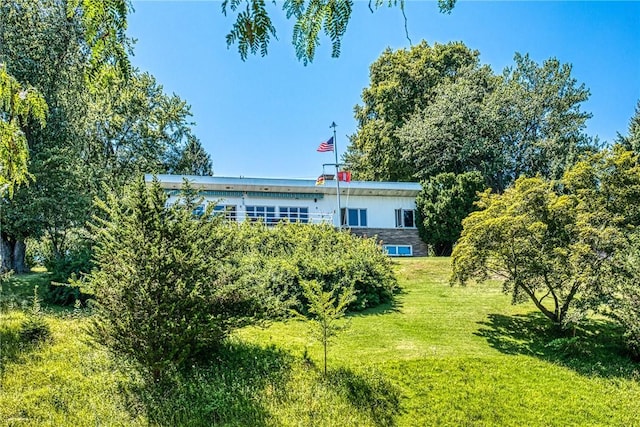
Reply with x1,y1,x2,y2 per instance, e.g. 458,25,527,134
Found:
45,281,94,307
227,221,398,312
19,317,51,345
19,286,51,345
88,178,282,380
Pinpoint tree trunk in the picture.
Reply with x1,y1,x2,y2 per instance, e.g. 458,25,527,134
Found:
1,235,15,273
434,242,453,257
13,240,27,274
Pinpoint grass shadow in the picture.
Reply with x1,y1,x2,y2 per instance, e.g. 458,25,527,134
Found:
349,287,406,318
326,366,403,426
126,341,295,427
476,312,640,378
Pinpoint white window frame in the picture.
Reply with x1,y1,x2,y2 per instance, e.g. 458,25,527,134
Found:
395,209,416,228
279,206,309,223
245,205,276,223
341,208,367,227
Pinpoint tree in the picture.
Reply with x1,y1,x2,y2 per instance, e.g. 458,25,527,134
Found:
89,178,278,380
397,66,506,188
166,136,213,176
73,0,458,67
617,100,640,154
295,279,355,375
452,148,640,327
0,0,91,273
494,53,594,183
345,41,481,181
0,65,47,197
85,67,212,190
416,171,485,256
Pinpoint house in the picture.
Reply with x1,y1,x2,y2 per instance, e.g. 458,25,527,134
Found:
147,174,428,256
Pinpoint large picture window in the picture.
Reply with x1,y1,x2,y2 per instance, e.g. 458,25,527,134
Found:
246,206,276,223
279,206,309,223
395,209,416,228
341,208,367,227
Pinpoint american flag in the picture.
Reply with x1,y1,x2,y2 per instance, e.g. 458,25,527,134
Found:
317,136,334,152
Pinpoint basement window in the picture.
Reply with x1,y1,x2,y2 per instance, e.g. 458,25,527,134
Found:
383,245,413,257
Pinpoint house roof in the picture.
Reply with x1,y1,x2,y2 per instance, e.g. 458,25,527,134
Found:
146,174,422,197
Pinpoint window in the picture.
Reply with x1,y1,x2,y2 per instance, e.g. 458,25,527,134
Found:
395,209,416,228
383,245,413,257
213,204,237,221
192,204,205,217
279,207,309,223
246,206,276,223
340,208,367,227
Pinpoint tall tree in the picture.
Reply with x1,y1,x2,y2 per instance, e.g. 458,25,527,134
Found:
0,65,47,197
345,41,481,181
617,100,640,154
397,65,505,188
0,0,91,273
494,53,593,183
166,136,213,176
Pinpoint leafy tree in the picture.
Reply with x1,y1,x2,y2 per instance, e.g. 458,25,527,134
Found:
74,0,457,66
85,67,212,190
295,279,355,375
452,148,640,327
345,41,481,181
0,65,47,197
604,230,640,358
1,2,211,274
451,177,613,326
0,0,91,273
397,66,505,188
89,178,279,380
166,136,213,176
617,100,640,154
494,53,593,183
394,52,592,190
416,171,485,256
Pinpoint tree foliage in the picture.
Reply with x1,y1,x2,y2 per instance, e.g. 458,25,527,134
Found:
345,41,480,181
618,100,640,154
495,53,593,183
397,66,504,187
85,67,213,190
223,0,455,64
451,147,640,327
0,65,47,197
416,171,485,256
295,279,355,375
349,45,593,189
89,179,279,379
0,1,212,275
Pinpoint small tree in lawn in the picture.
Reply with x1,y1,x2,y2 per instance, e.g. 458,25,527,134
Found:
297,279,355,375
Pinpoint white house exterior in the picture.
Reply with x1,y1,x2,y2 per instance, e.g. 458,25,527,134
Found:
148,174,428,256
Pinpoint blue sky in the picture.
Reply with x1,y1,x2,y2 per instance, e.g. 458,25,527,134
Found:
128,1,640,179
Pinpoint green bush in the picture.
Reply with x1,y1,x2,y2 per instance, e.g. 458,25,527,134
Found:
226,221,398,312
19,316,51,345
88,179,283,380
45,282,94,307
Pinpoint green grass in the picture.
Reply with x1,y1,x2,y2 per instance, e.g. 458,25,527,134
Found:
1,258,639,426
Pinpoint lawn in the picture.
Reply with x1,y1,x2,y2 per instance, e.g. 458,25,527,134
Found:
1,258,639,426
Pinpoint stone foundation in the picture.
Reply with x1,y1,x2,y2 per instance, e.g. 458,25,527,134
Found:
348,228,429,257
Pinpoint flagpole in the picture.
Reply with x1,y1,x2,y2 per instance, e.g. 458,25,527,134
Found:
330,121,341,229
